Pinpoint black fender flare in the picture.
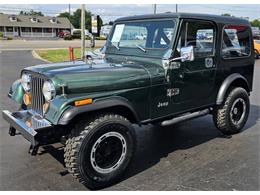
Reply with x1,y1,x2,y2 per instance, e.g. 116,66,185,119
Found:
216,73,249,105
58,97,139,125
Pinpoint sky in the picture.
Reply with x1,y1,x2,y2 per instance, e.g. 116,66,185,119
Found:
0,4,259,23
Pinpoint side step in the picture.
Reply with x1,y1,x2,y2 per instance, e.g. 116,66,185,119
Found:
160,109,210,126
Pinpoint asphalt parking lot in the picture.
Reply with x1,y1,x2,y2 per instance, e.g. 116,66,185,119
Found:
0,50,259,190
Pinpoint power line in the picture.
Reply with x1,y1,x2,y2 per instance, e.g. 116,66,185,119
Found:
0,7,127,17
198,4,258,13
0,5,259,20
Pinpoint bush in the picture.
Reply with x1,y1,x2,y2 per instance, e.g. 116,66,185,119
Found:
64,35,73,40
71,34,81,39
0,32,3,38
7,37,12,40
95,36,106,40
69,34,106,40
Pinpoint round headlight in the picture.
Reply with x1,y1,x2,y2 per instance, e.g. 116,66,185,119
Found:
21,73,31,92
42,81,56,102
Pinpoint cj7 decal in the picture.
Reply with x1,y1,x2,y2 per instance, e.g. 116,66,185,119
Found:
205,58,215,68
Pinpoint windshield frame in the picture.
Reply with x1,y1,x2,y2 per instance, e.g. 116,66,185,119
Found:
107,18,177,51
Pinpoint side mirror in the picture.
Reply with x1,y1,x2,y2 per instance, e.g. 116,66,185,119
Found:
180,46,194,62
170,46,195,62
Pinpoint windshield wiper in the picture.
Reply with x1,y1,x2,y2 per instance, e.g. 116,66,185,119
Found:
135,44,146,52
108,40,120,50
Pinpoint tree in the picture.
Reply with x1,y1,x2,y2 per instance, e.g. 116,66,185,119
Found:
19,10,44,16
57,8,103,33
58,12,70,19
221,13,232,17
250,19,260,28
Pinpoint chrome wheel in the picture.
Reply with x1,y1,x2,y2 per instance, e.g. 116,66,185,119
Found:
230,98,246,125
90,131,127,174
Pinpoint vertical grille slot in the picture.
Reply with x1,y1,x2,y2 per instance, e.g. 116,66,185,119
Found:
30,73,46,116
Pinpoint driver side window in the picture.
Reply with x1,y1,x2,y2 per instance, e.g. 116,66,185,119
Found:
176,20,215,58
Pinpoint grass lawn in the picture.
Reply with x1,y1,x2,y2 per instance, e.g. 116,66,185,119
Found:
35,48,99,63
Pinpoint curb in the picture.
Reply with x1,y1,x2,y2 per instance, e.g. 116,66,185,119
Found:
31,50,51,63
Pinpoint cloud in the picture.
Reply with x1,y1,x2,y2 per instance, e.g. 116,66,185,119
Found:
0,4,259,22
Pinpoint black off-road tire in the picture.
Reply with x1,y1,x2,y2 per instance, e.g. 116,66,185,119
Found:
213,87,250,135
64,113,135,190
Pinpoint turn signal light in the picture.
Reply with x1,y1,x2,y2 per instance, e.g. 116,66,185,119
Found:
23,93,32,106
26,120,32,128
43,102,50,114
75,99,93,107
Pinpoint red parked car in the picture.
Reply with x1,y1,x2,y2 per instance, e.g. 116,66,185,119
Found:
58,30,70,38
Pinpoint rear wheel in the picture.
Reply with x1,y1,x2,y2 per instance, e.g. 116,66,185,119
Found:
64,113,135,189
213,87,250,135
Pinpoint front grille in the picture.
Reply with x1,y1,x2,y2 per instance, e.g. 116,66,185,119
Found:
29,72,47,116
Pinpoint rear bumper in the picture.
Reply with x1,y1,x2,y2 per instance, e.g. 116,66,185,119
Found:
2,110,52,146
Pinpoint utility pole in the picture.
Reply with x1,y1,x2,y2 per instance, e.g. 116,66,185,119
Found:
81,4,85,61
176,4,178,13
153,4,157,14
69,4,71,34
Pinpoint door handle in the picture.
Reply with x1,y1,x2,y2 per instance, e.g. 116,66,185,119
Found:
179,73,184,79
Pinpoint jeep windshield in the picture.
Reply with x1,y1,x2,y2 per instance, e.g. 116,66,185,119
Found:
107,19,176,56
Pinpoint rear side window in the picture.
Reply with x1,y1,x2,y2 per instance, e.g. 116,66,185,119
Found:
222,25,251,58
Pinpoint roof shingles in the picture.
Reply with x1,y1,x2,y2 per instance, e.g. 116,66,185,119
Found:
0,14,72,28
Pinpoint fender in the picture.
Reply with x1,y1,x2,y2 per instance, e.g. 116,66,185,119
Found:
8,79,24,104
58,97,140,125
216,73,249,105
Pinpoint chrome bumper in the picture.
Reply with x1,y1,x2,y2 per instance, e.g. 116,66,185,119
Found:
2,110,52,146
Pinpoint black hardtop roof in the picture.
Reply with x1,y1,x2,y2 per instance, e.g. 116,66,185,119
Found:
115,12,250,25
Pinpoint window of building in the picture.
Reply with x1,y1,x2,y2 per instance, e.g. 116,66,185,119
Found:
6,27,13,32
50,18,57,23
9,16,17,22
31,17,38,23
21,27,31,32
32,28,42,32
222,25,251,58
44,28,52,33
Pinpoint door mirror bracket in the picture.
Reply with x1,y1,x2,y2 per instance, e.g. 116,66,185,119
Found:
170,46,195,62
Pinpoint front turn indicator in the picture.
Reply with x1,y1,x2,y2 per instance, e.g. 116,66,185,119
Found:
23,93,32,106
75,99,93,107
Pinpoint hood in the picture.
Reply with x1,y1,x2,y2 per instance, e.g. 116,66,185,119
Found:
24,61,151,94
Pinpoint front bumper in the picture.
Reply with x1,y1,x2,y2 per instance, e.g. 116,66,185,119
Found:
2,110,52,146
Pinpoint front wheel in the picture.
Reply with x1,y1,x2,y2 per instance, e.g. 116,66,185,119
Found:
213,87,250,135
64,113,135,189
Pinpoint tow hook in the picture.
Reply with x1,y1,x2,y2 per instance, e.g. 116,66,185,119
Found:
9,126,16,136
28,144,39,155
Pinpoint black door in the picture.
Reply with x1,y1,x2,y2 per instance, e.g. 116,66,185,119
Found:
170,20,217,112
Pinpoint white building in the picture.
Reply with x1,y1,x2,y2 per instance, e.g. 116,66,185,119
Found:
0,14,73,38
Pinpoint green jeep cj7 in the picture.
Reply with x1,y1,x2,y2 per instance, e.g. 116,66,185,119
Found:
2,13,255,189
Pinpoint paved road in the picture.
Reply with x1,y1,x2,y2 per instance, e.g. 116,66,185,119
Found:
0,51,259,190
0,40,106,51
